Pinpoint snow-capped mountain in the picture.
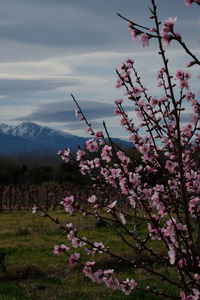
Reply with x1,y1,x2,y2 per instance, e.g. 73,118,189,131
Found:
0,122,71,139
0,122,131,156
0,123,13,135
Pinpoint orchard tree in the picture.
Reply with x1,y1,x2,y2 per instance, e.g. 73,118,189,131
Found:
34,0,200,298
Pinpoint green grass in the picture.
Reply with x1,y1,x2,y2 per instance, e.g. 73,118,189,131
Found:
0,210,178,299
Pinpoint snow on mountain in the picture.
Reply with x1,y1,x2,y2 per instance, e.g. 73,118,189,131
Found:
0,122,87,155
0,123,13,135
0,122,72,140
0,122,131,156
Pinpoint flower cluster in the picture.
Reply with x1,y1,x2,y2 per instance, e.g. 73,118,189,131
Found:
83,262,137,295
58,148,70,163
43,0,200,298
185,0,200,7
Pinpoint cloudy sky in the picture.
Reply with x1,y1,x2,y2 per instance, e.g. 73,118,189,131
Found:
0,0,199,137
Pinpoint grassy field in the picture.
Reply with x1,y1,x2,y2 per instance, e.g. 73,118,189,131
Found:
0,210,178,299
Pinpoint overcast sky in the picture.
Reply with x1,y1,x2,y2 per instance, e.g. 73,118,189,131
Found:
0,0,199,137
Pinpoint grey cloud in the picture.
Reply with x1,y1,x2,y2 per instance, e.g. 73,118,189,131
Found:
59,120,105,132
0,78,81,96
14,100,133,123
0,0,197,51
0,1,117,48
0,0,197,65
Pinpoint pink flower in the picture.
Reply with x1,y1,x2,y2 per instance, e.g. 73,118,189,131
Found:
58,148,70,163
125,58,134,68
130,28,140,42
115,78,123,88
60,195,74,214
69,252,80,265
118,213,126,225
157,68,165,79
185,0,193,6
114,98,123,105
150,97,159,106
180,289,200,300
185,0,200,6
107,200,117,212
101,145,112,162
66,223,73,229
86,139,99,152
180,80,189,89
117,151,130,165
165,160,177,173
95,130,103,138
53,244,69,255
194,274,200,281
120,278,137,295
74,109,80,116
138,33,149,47
139,143,150,156
176,70,190,80
168,247,176,264
164,17,177,32
76,149,85,161
93,242,105,253
161,33,173,45
32,205,38,214
87,195,97,203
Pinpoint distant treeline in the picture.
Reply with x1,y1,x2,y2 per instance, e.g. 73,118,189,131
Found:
0,155,90,185
1,147,198,186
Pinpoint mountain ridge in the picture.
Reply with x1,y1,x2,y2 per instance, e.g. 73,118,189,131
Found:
0,122,131,156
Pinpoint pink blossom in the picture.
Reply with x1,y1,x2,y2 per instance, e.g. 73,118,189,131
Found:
118,213,127,225
168,247,176,264
164,17,177,32
114,106,121,115
157,68,165,79
176,70,190,80
148,223,161,240
107,200,117,212
58,148,70,163
138,33,149,47
180,80,190,89
161,33,173,45
101,145,112,162
125,58,134,68
185,0,200,6
53,244,69,255
130,28,140,42
115,78,123,88
69,252,80,265
94,130,103,138
32,205,38,214
180,289,200,300
60,195,74,214
120,278,137,295
93,242,105,253
181,123,193,138
165,160,177,173
138,143,150,156
178,258,186,268
194,274,200,281
66,223,73,229
86,139,99,152
76,149,85,161
185,0,193,6
117,151,130,165
150,97,159,106
88,195,97,203
114,98,123,105
74,109,80,116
